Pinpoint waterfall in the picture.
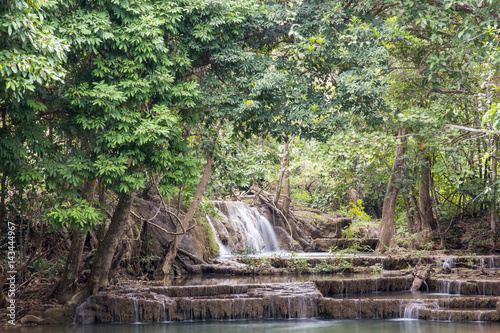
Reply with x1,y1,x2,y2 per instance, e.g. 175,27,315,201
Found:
403,301,426,319
439,258,454,270
133,297,139,323
206,214,232,257
227,202,280,253
73,299,94,324
208,201,280,254
438,279,452,294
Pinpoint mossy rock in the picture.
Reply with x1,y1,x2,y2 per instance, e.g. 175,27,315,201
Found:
43,307,75,324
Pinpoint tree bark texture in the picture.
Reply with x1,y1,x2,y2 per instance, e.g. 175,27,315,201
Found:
403,194,417,235
87,192,134,294
491,135,498,233
410,264,432,292
157,154,214,277
0,173,6,239
57,229,86,301
58,181,95,301
0,107,5,238
274,141,290,210
419,153,436,232
376,128,408,253
282,142,291,215
273,169,283,207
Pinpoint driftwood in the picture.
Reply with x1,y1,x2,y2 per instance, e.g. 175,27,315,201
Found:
410,264,432,292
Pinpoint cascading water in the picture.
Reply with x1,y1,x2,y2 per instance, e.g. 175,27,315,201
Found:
208,201,280,254
206,214,232,257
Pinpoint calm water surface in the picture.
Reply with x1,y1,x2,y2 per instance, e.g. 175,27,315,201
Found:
4,319,500,333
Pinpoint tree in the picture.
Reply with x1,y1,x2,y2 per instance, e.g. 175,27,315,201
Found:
44,0,202,295
377,128,408,252
0,0,67,234
380,0,500,247
199,1,394,233
0,0,68,306
43,0,272,292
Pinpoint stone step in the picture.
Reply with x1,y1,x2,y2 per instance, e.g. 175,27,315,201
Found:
73,278,500,324
419,308,500,321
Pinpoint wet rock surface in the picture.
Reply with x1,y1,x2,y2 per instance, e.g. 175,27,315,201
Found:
314,276,413,296
75,282,322,323
73,274,500,324
428,277,500,296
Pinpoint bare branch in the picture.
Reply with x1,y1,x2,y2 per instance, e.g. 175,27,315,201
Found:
446,124,500,135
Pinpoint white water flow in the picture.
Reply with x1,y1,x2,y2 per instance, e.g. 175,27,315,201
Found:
403,301,426,320
207,201,280,255
225,202,280,253
206,214,232,257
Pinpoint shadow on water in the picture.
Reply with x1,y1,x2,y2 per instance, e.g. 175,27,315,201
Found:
4,319,500,333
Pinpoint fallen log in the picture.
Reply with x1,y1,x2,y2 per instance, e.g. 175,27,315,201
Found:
410,264,432,292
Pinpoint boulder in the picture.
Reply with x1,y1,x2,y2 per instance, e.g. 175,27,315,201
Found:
20,315,44,324
43,307,75,324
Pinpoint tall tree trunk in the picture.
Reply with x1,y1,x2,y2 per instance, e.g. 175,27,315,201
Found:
282,142,291,215
404,194,417,234
403,194,417,250
274,167,284,207
58,182,95,301
0,106,5,238
0,173,6,239
491,135,498,233
58,229,86,301
87,192,134,295
419,153,436,232
274,141,290,212
156,155,214,278
376,128,408,253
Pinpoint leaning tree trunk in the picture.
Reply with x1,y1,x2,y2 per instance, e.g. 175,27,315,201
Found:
87,192,134,295
57,181,95,301
376,128,408,253
156,155,214,278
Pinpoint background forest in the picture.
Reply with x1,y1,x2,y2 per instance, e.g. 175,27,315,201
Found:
1,0,500,306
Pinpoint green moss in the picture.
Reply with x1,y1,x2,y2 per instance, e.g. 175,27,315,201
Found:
198,216,219,258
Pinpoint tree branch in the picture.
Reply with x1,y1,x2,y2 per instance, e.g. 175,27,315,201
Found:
446,124,500,135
